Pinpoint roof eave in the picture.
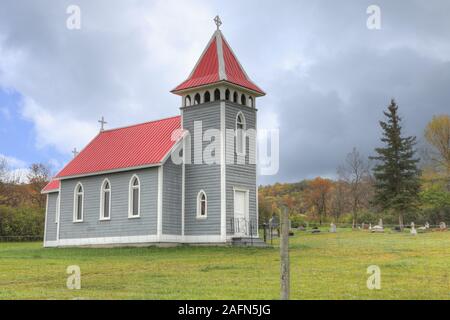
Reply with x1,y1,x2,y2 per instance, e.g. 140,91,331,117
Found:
171,80,265,97
41,189,60,194
57,163,163,181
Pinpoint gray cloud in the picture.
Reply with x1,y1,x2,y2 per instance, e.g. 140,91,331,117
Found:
0,0,449,184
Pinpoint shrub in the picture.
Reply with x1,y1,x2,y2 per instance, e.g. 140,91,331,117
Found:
290,214,307,228
0,205,45,239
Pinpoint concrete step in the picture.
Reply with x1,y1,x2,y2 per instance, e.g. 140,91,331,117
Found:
231,237,271,247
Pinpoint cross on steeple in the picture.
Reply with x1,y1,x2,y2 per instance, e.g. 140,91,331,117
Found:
98,116,107,131
72,147,79,158
214,15,222,30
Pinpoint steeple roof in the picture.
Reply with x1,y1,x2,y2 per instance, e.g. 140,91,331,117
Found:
172,30,265,96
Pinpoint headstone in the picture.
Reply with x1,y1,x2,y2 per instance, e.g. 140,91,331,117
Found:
269,215,279,229
410,222,417,236
418,222,430,233
439,222,447,230
269,214,280,237
372,219,384,233
329,223,337,233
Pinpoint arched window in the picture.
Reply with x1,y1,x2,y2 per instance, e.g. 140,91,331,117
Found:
240,94,247,106
185,95,191,107
204,91,211,103
100,179,111,220
194,93,201,105
233,92,238,103
225,89,230,101
214,89,221,101
73,183,84,222
129,175,140,218
248,96,254,108
197,190,207,218
236,112,246,155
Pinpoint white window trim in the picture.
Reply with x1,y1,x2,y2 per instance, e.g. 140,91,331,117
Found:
73,182,84,223
99,178,112,221
128,174,141,218
196,190,208,219
235,111,246,156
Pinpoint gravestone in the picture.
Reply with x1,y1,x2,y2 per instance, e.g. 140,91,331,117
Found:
371,219,384,233
269,215,280,237
330,223,337,233
410,222,417,236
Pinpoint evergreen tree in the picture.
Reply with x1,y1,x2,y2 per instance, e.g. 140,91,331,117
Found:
370,99,421,229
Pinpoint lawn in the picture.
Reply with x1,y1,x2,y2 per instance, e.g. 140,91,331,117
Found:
0,230,449,300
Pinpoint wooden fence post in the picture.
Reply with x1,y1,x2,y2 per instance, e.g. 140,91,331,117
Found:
280,206,290,300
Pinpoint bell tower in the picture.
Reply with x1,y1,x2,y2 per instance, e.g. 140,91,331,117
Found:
172,16,265,242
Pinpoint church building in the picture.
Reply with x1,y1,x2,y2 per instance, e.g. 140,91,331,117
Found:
42,17,265,247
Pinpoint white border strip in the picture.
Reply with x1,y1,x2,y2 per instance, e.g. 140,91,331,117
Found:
220,101,227,241
157,166,163,240
43,235,231,247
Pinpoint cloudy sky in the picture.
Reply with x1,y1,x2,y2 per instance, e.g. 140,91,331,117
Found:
0,0,449,184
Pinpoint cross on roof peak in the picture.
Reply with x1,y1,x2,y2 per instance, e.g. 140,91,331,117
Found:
72,147,79,158
98,116,107,131
214,15,222,30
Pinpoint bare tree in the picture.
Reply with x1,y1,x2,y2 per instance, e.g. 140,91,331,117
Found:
338,148,371,229
424,115,450,190
330,180,348,223
27,163,50,208
0,157,7,183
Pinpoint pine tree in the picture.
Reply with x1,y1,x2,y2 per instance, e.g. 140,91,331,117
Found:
370,99,421,229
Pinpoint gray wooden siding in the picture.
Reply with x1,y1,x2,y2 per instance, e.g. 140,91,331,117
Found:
225,103,257,235
162,157,182,235
45,193,58,241
182,102,221,235
58,168,158,239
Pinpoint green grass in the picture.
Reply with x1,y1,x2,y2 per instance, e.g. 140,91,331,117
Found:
0,230,449,300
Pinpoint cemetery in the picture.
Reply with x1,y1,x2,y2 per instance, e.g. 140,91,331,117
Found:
0,224,448,299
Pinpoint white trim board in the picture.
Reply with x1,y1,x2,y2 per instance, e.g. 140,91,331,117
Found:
44,234,230,247
157,166,163,239
220,101,227,241
43,195,49,247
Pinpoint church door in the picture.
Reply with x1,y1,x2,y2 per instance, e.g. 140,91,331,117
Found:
234,189,249,237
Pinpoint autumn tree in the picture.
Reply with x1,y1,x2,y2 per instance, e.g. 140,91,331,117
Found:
305,177,333,225
370,99,421,229
330,180,348,223
424,115,450,190
0,157,9,205
27,163,50,208
338,148,372,228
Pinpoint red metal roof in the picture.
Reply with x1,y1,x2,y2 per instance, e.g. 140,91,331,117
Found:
42,179,60,193
172,30,265,95
55,115,181,179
